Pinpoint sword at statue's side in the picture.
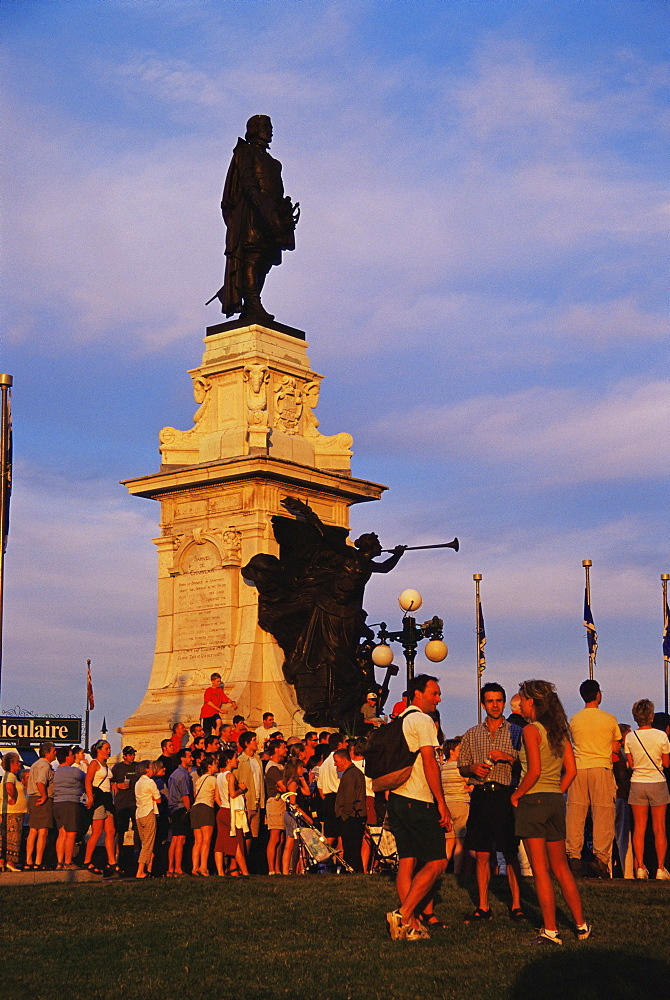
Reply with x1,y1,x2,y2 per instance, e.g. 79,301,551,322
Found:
381,538,459,553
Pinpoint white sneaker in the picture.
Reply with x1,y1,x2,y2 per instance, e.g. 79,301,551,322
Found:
525,928,562,946
635,867,649,879
655,867,670,880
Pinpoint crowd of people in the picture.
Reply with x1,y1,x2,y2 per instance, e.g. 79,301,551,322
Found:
383,675,670,944
1,669,669,946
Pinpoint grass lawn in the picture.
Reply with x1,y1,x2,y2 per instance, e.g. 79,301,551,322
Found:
5,873,668,1000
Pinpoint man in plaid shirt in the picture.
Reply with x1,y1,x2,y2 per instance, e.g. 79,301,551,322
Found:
459,682,525,922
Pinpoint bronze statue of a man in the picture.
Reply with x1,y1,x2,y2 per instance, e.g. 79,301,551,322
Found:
213,115,299,324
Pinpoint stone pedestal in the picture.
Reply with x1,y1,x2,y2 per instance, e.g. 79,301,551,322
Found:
119,322,386,756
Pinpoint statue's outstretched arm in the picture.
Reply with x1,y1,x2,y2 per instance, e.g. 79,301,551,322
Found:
280,496,325,536
370,546,406,574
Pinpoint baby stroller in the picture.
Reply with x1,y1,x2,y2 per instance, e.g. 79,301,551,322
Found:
365,819,398,874
281,794,355,874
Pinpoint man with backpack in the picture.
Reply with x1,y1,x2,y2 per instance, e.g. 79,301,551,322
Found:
376,674,452,940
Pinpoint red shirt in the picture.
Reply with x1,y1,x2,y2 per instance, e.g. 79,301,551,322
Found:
166,734,184,756
230,725,247,747
200,686,231,719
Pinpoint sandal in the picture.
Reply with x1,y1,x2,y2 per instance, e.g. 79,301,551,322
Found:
469,907,493,922
420,913,448,929
56,863,64,871
85,862,103,875
105,864,123,875
509,908,527,922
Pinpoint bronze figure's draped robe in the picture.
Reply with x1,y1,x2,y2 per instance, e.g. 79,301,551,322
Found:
242,500,404,727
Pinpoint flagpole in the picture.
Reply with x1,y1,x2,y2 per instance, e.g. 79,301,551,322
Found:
0,373,13,705
474,574,483,723
662,574,669,715
583,560,595,680
85,658,91,751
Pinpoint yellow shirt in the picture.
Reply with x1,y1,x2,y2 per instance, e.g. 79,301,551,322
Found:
569,707,620,770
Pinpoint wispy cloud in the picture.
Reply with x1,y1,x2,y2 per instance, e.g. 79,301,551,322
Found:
4,28,665,356
369,378,668,485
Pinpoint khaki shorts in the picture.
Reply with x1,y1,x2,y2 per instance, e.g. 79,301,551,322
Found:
628,781,670,807
445,800,469,840
28,794,53,830
265,797,286,830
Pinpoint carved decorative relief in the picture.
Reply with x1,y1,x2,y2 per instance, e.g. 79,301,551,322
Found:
302,379,353,458
274,375,303,435
221,526,242,566
171,529,223,576
244,364,270,449
244,365,269,424
159,376,212,462
191,376,213,425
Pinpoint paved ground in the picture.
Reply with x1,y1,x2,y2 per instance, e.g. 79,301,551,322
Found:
0,867,104,885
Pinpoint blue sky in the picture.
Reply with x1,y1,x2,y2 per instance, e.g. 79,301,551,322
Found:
1,0,667,745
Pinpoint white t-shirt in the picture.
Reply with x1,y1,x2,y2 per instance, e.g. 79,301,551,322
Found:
255,726,275,749
625,728,670,783
216,771,231,808
135,774,161,819
246,754,263,803
317,752,340,795
393,708,439,803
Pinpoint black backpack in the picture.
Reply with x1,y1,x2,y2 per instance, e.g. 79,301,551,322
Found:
363,708,421,792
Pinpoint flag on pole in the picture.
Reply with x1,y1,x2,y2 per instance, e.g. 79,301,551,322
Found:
1,382,11,555
663,598,670,662
86,661,95,711
477,596,487,675
584,588,598,664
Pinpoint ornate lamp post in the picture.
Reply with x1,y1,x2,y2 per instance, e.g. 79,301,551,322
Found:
371,589,448,709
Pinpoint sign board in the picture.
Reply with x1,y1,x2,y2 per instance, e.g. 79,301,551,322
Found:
0,716,82,744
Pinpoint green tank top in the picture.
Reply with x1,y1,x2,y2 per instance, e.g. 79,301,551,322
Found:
519,721,564,793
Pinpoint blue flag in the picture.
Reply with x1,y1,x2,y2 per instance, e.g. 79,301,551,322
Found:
477,597,486,674
584,588,598,661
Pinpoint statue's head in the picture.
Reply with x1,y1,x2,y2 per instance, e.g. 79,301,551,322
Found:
354,532,381,557
246,115,273,145
241,553,283,591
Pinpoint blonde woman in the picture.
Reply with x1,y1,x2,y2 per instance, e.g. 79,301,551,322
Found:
83,740,119,874
510,680,591,945
624,699,670,880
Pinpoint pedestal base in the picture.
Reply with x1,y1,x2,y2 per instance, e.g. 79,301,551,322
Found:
119,320,386,756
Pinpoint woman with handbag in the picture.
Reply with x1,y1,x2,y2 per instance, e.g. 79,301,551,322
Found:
624,699,670,880
191,755,218,876
83,740,119,874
